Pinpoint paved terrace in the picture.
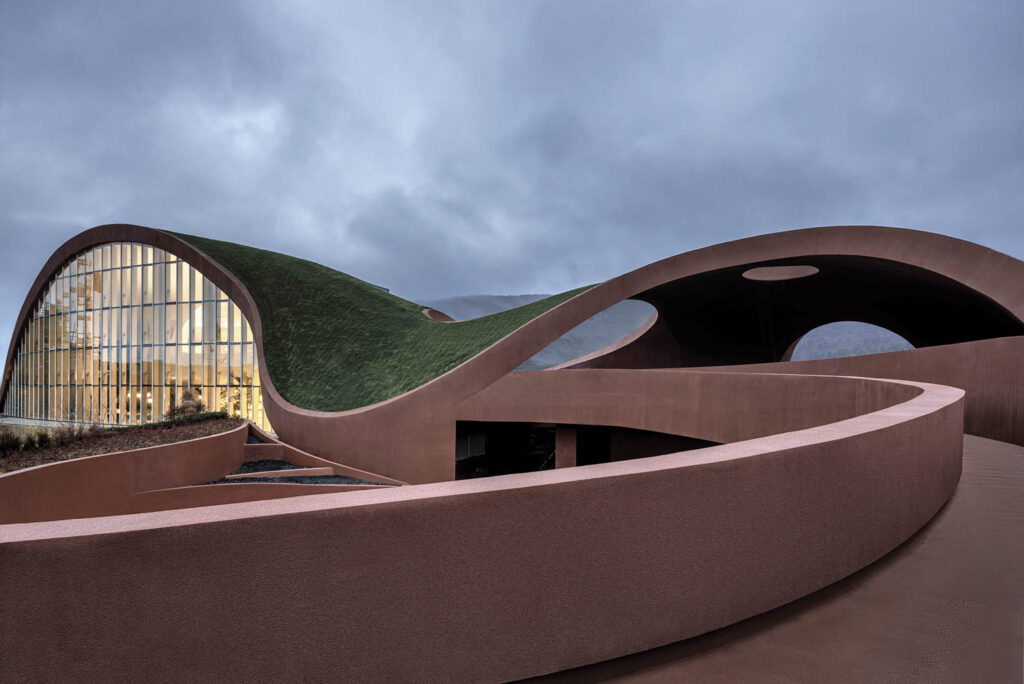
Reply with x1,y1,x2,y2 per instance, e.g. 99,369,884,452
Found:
535,435,1024,683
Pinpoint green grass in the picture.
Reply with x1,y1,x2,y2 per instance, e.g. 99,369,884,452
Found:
169,232,592,411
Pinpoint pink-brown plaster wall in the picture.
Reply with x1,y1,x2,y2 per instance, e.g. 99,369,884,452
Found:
458,369,921,444
0,423,247,523
700,336,1024,446
0,373,964,682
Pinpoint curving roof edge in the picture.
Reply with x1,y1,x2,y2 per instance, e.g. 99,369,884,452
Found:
0,224,590,415
3,223,1023,425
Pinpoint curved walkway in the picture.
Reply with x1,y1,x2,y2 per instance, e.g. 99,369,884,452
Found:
533,434,1023,683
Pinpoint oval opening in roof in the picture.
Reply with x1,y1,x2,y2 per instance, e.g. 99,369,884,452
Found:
742,265,819,281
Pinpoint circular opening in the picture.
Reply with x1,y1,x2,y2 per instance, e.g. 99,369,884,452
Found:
742,265,819,281
790,321,913,360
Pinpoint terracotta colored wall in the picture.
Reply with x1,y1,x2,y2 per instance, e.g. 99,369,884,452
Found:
700,336,1024,446
457,369,921,444
131,482,385,513
256,226,1021,483
1,375,964,682
0,423,247,523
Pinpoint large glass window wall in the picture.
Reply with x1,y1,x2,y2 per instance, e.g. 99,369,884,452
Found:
1,242,272,432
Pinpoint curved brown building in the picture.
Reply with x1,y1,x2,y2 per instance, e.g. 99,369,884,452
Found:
1,224,1021,682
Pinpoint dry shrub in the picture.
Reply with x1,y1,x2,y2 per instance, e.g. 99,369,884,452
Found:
0,428,20,455
166,397,206,420
51,424,77,447
33,431,51,450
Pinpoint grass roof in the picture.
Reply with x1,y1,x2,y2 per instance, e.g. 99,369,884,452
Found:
170,232,591,411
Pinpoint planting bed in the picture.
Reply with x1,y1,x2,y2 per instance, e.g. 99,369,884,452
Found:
0,417,243,475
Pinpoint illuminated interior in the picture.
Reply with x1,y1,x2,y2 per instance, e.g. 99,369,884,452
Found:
1,242,272,432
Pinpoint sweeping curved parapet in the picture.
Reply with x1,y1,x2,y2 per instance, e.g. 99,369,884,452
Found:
0,370,969,682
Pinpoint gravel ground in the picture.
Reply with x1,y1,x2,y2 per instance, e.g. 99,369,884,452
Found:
208,458,395,486
232,459,309,474
203,474,394,486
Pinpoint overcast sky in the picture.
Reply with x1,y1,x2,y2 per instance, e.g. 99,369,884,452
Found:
2,0,1022,348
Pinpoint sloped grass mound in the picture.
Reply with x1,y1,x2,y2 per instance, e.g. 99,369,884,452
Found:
172,232,590,411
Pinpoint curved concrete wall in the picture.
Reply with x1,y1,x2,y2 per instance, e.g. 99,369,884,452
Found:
699,336,1024,446
0,423,247,523
458,369,921,444
131,482,387,513
251,225,1023,482
1,372,964,682
1,223,1009,681
0,424,404,524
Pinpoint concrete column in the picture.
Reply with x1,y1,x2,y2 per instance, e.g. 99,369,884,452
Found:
555,425,577,468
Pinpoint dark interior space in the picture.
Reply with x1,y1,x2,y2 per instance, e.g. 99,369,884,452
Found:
629,255,1024,367
574,425,719,466
455,422,719,479
456,421,555,479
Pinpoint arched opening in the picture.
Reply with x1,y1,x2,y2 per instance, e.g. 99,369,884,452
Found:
0,241,273,431
419,294,655,371
574,254,1024,369
788,321,913,361
517,299,655,370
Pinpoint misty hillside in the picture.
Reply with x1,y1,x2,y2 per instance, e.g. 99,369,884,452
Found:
422,294,552,320
421,296,912,369
789,321,912,360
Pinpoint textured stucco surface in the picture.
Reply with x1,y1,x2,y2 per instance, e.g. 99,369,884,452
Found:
535,435,1024,684
0,224,1019,681
0,376,963,682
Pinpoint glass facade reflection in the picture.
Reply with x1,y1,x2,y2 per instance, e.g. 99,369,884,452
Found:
1,242,272,432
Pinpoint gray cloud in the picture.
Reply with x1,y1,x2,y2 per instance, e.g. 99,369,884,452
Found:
2,0,1023,349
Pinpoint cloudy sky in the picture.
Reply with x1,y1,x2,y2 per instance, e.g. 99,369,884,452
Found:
1,0,1022,346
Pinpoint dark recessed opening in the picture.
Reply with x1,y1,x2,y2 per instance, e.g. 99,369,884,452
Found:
455,421,719,479
574,425,719,465
456,421,555,479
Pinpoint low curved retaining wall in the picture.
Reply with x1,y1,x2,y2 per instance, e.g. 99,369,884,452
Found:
1,373,964,682
0,423,247,523
131,482,387,513
702,336,1024,446
457,369,922,443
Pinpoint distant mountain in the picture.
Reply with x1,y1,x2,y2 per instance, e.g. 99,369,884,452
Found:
790,321,912,360
421,296,912,368
422,294,550,320
421,295,654,370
